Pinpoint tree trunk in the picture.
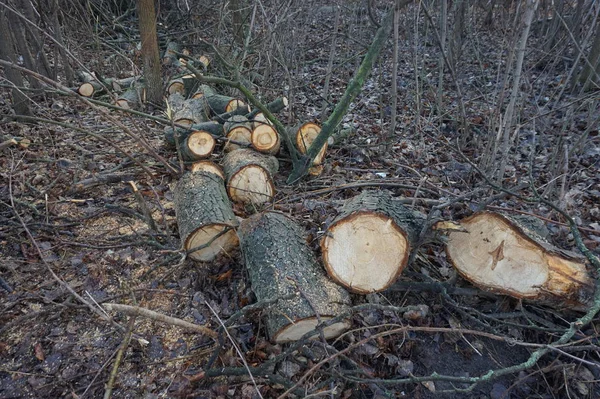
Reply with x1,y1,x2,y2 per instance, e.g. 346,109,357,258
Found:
321,190,425,293
578,20,600,91
173,172,239,262
7,9,41,89
238,212,351,343
445,211,594,310
137,0,162,104
0,9,30,116
496,0,539,181
51,0,74,86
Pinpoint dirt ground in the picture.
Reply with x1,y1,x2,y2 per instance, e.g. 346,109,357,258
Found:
1,1,600,398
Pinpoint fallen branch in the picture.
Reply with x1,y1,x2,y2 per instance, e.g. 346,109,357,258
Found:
103,303,217,338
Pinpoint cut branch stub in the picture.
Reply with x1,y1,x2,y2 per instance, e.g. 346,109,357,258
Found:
223,115,252,152
321,190,424,294
190,160,225,180
251,123,280,154
445,211,594,310
238,212,351,343
292,122,327,176
181,131,215,161
222,148,279,205
173,172,239,262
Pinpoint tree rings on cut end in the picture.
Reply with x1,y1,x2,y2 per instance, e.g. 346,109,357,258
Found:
190,161,224,179
185,223,238,262
183,131,215,160
446,211,593,309
222,149,278,205
228,165,275,204
321,212,409,293
251,124,280,154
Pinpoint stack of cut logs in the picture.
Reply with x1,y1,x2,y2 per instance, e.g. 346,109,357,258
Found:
75,45,594,343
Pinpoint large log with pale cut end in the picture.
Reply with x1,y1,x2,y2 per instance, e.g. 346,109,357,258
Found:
222,149,279,205
239,212,351,343
321,191,424,294
174,172,239,262
251,123,280,154
445,211,594,310
181,131,215,161
223,115,252,152
190,160,225,180
164,121,223,147
292,122,327,176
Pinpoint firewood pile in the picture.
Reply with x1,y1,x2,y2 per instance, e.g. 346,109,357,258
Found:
72,46,595,345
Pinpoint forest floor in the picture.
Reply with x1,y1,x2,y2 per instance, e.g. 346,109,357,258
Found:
1,2,600,399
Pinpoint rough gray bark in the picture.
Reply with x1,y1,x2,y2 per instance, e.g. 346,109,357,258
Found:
173,172,239,262
238,212,351,343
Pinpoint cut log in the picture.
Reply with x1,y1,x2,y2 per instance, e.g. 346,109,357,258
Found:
321,190,424,294
167,74,199,96
445,211,594,310
190,160,225,179
75,73,117,97
166,77,185,95
293,122,327,176
79,76,139,97
251,123,280,154
238,212,351,343
250,112,271,130
222,148,279,205
164,121,223,146
173,172,239,262
162,41,180,65
246,97,288,122
173,97,208,127
191,84,217,99
213,106,253,124
77,80,104,97
181,130,216,161
223,115,252,152
206,96,248,116
116,85,145,109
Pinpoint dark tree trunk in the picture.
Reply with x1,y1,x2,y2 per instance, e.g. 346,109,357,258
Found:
0,9,31,116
